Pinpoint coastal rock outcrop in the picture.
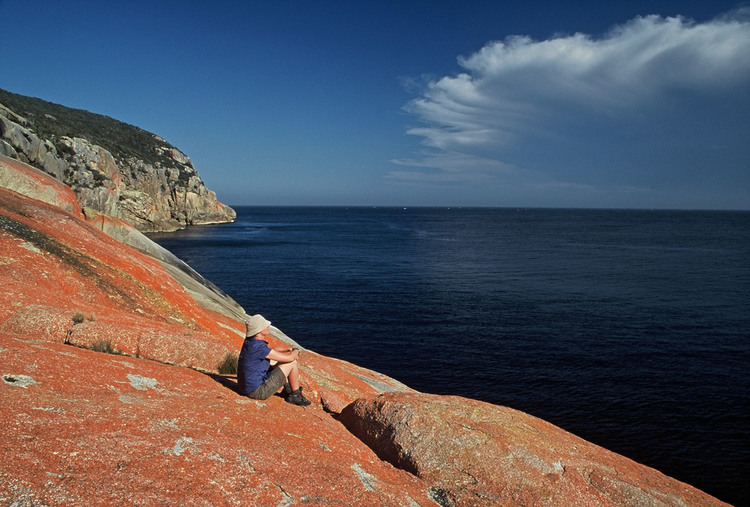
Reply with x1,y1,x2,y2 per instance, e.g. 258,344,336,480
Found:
0,160,240,371
0,155,81,214
0,88,235,232
339,392,725,506
0,157,729,505
0,334,433,506
0,155,412,402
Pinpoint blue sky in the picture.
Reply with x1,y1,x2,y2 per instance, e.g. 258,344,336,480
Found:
1,1,748,209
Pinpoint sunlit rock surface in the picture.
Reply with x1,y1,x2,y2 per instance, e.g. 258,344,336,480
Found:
1,92,235,232
0,158,728,506
339,392,728,506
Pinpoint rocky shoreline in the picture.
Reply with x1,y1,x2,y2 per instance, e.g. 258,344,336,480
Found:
0,90,236,233
0,155,729,505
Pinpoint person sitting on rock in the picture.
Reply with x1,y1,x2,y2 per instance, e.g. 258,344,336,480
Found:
237,314,311,407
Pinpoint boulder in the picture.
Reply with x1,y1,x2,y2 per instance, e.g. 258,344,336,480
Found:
339,392,729,506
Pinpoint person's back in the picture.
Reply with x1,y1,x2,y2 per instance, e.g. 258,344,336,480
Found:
237,314,311,407
237,336,272,395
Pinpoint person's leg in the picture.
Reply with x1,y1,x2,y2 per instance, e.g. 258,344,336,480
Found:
277,360,300,390
246,367,286,400
277,360,310,406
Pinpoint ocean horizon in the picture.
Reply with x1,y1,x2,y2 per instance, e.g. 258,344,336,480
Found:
149,206,750,505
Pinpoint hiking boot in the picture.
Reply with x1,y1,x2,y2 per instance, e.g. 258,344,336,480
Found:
285,388,311,407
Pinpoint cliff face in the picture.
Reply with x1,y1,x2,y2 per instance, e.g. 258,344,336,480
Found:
0,89,235,232
0,157,729,506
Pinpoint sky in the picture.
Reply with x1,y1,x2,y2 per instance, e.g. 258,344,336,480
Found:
1,1,749,209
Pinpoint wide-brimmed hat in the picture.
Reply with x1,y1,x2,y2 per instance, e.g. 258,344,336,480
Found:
245,314,271,337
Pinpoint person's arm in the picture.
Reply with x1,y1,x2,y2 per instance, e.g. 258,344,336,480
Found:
272,345,294,353
266,348,300,363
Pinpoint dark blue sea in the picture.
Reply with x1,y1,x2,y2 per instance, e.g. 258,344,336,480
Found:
149,207,750,506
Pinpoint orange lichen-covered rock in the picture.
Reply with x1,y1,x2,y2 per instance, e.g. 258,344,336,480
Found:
0,154,729,506
339,392,730,507
301,352,415,413
0,333,438,506
0,181,242,371
0,155,81,215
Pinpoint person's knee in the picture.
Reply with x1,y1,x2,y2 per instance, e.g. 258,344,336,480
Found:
279,362,295,375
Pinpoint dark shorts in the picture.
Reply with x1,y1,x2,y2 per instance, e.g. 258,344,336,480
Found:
246,366,286,400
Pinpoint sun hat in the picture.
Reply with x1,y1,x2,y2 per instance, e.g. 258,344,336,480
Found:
245,314,271,337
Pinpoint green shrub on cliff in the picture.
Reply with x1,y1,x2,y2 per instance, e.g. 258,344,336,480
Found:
0,88,181,171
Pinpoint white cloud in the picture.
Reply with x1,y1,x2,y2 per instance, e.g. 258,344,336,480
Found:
392,9,750,207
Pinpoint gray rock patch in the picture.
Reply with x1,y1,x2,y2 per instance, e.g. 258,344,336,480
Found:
127,373,158,391
352,372,410,393
165,436,197,456
351,463,378,492
2,374,38,388
21,242,42,254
